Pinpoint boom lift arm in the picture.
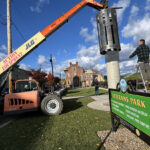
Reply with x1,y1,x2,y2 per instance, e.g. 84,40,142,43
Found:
0,0,103,76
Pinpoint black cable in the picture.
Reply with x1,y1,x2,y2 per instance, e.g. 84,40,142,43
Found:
10,20,39,57
0,14,7,25
0,20,6,25
0,3,39,58
97,122,120,150
11,20,26,42
11,20,26,41
11,2,39,57
97,129,112,150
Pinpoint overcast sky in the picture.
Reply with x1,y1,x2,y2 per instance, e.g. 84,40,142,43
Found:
0,0,149,77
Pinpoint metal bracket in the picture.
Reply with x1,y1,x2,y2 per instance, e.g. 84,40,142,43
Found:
111,117,120,132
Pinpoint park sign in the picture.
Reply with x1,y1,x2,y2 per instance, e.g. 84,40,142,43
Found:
109,87,150,145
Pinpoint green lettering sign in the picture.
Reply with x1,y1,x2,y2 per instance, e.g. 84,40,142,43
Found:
109,89,150,145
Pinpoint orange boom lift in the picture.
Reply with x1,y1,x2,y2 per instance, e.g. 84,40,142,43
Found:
0,0,104,116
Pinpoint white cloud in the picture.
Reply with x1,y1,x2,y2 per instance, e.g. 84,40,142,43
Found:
48,44,103,77
130,5,139,17
80,18,97,43
76,44,102,70
30,0,49,13
119,60,136,75
119,4,150,75
112,0,130,22
19,63,31,71
94,63,106,74
39,55,58,74
118,42,137,75
77,45,98,57
122,13,150,45
43,42,138,77
120,43,135,61
0,44,7,51
38,55,47,66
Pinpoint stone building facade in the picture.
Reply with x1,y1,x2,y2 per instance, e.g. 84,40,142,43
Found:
64,63,104,88
64,62,85,88
85,69,104,87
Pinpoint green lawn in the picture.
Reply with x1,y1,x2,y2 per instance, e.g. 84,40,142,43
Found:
125,73,140,81
0,97,111,150
63,88,108,97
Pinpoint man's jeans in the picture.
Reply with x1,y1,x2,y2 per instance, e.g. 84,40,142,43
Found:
95,89,99,95
138,62,150,80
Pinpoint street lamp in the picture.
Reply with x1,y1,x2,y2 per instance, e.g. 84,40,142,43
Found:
50,54,54,75
49,54,54,92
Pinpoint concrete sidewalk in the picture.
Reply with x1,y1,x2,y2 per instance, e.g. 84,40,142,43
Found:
88,95,110,111
62,96,86,100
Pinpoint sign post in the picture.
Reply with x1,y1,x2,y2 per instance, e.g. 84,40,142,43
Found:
109,80,150,145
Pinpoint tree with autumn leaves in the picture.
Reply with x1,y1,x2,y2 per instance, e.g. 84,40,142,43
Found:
47,73,54,86
29,68,60,89
29,68,47,87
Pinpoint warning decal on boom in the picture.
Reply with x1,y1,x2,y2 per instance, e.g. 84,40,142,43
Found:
0,32,45,75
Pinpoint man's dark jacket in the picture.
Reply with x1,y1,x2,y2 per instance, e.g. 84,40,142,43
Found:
129,44,150,63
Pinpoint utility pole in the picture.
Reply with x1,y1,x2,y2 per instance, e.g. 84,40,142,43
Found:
7,0,13,93
59,72,61,86
60,72,61,80
50,54,54,92
50,54,53,75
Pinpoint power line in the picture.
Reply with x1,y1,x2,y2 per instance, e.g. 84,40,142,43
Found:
10,2,41,58
11,20,39,57
0,15,39,57
0,14,7,25
0,2,41,58
11,20,26,41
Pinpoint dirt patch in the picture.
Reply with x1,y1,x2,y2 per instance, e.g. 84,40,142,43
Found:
103,102,109,106
97,128,150,150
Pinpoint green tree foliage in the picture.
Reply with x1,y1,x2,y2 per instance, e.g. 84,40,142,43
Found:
54,77,60,84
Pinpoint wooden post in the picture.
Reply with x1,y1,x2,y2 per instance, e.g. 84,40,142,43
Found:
7,0,13,93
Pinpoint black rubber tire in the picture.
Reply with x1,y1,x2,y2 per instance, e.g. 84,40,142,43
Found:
41,94,63,116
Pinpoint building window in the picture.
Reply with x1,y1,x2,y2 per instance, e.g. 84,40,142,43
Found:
86,81,89,86
67,73,70,78
80,75,82,80
72,67,76,72
74,73,77,76
90,80,93,86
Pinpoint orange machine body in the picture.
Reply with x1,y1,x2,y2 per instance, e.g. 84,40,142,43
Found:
4,91,40,114
4,79,41,114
